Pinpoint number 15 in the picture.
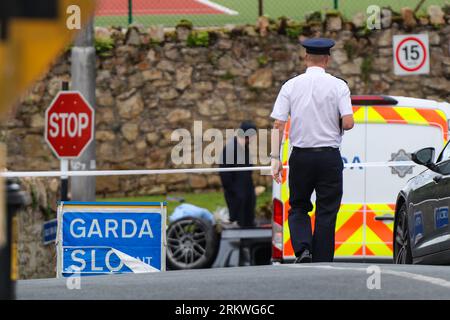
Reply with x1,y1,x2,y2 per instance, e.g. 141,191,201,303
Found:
402,44,420,60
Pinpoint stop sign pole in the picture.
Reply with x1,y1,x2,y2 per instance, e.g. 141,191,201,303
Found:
45,85,95,201
60,82,69,201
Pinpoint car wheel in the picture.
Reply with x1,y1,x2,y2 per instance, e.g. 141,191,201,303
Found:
393,203,413,264
166,217,220,270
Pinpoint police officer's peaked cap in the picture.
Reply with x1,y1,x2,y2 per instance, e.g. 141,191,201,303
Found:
239,120,257,136
301,38,335,55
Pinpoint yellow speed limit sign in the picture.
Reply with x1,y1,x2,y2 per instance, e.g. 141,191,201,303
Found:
0,0,96,114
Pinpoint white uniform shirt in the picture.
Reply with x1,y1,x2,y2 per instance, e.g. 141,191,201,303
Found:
271,66,353,148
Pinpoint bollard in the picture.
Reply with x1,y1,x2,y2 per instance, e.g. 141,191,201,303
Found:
0,179,29,299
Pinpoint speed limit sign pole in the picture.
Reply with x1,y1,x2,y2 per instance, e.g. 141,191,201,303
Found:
393,34,430,76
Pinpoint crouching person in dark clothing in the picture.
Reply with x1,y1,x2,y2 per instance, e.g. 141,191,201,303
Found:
219,121,257,228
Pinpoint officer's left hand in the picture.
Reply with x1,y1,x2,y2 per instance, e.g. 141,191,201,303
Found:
271,158,283,184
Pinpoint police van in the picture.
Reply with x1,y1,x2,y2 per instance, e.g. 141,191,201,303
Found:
272,95,450,263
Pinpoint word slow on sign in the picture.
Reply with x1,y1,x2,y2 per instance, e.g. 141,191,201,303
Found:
59,207,164,276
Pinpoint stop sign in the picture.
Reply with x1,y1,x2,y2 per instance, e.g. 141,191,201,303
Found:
45,91,94,158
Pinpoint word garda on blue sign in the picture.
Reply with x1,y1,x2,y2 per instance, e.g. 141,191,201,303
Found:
56,202,166,277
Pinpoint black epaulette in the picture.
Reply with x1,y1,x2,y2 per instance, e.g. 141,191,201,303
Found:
281,74,298,86
333,75,348,84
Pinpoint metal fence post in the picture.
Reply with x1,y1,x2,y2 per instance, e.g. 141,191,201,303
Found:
334,0,339,10
128,0,133,25
258,0,264,17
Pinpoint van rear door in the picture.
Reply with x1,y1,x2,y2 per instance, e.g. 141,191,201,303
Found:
338,106,366,257
364,106,448,257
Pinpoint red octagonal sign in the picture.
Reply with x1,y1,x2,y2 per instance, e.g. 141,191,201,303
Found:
45,91,94,159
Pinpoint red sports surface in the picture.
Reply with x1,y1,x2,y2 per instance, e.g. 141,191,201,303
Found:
96,0,229,16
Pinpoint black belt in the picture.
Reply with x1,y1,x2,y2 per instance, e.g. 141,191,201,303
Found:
293,147,339,152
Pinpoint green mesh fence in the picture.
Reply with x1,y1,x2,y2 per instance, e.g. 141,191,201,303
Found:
94,0,448,28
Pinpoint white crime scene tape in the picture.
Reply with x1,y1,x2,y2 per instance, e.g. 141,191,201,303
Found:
0,161,416,178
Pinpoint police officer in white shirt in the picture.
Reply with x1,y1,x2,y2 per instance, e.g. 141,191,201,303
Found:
270,38,354,263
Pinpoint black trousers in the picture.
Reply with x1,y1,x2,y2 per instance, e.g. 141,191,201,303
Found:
222,172,256,227
224,186,256,227
288,147,343,262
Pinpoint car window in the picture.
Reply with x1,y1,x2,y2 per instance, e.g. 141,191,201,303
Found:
437,142,450,163
437,160,450,175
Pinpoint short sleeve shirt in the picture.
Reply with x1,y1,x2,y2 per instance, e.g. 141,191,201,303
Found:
270,66,353,148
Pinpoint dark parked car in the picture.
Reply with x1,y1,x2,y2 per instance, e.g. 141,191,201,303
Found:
394,142,450,264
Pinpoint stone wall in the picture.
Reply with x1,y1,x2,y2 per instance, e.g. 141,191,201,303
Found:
15,177,59,279
4,5,450,279
2,6,450,199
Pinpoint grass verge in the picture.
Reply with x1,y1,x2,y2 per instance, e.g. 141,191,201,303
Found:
99,189,272,218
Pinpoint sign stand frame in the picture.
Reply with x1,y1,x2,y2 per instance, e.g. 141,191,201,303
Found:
55,203,64,279
161,202,167,272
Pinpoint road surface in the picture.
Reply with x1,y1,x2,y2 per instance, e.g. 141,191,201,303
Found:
17,263,450,300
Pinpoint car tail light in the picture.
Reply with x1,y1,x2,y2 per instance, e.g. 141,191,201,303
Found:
351,95,398,106
272,198,283,261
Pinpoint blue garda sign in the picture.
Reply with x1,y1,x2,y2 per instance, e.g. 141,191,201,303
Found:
57,202,166,277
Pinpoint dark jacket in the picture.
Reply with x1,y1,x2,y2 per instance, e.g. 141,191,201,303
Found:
219,137,255,227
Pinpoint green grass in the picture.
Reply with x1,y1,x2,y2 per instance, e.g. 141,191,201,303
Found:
95,0,448,28
99,190,272,217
